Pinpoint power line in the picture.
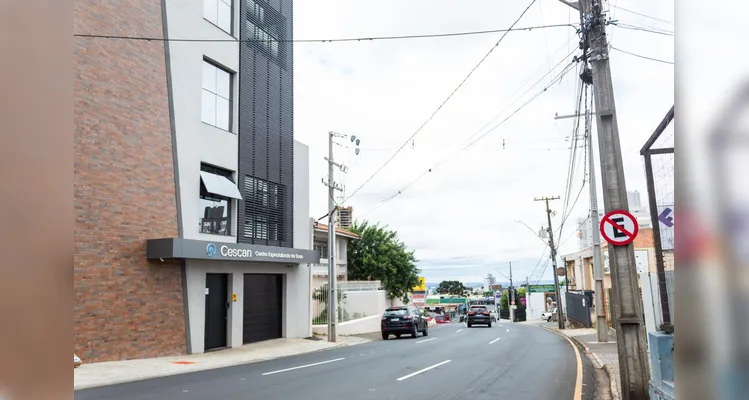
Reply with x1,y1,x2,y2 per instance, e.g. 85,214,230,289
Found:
609,22,674,36
555,85,592,243
73,23,575,44
608,4,673,25
359,57,580,217
611,46,673,65
340,0,543,204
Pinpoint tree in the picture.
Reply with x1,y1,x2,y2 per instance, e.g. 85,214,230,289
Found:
436,280,469,295
347,220,420,303
483,291,494,297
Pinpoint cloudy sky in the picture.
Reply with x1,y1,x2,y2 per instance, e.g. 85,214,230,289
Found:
292,0,674,285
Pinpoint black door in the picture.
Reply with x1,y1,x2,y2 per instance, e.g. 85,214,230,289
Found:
243,274,283,344
204,273,229,351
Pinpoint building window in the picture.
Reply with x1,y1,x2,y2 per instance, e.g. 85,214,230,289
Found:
243,176,285,243
201,60,232,131
313,241,328,259
204,0,233,33
199,164,243,236
338,241,346,261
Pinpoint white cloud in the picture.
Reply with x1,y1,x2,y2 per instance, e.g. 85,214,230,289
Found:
293,0,674,284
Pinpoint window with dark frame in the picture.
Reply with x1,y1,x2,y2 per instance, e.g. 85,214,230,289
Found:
199,164,235,236
243,176,285,243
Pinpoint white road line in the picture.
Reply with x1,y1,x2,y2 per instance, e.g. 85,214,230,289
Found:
489,338,500,344
261,358,345,376
416,338,436,344
456,329,463,332
506,329,510,333
396,360,451,381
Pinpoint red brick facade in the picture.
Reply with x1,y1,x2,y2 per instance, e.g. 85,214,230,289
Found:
74,0,186,362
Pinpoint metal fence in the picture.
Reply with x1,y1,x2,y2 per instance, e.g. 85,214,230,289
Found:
565,291,592,327
311,280,385,325
641,105,675,331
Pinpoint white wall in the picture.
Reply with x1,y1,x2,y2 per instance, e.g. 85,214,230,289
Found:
341,290,388,320
527,292,547,320
164,0,240,243
293,140,312,337
312,314,381,336
185,259,309,354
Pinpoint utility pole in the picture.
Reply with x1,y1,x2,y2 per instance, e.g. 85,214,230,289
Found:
535,196,564,329
559,0,649,397
554,83,606,343
509,261,513,288
324,131,341,343
322,131,362,343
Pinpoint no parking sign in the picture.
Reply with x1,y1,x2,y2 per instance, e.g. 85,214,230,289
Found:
599,209,639,246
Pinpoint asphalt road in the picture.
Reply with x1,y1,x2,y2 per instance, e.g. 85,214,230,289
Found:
75,322,592,400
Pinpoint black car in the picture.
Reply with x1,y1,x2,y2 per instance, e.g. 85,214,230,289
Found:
466,305,492,328
381,306,428,340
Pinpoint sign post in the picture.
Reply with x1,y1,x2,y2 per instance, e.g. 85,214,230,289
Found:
600,209,639,247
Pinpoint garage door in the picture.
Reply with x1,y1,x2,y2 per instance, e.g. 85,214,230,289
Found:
243,274,283,344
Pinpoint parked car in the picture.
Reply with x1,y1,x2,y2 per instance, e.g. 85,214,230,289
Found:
381,306,429,340
466,305,492,328
541,307,558,322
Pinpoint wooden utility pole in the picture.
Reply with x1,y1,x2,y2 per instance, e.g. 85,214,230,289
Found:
535,196,564,330
558,1,649,398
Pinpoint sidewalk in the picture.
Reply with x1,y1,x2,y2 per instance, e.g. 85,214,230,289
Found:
74,335,371,390
547,326,622,400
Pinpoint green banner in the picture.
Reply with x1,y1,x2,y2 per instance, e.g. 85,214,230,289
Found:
528,284,556,293
425,297,468,305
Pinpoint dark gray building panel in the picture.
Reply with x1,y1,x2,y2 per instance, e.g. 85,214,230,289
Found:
238,0,294,248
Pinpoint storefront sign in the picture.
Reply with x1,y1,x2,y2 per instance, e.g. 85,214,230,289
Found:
146,238,319,264
528,284,557,293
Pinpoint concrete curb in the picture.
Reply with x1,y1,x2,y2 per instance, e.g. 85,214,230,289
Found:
567,335,621,400
538,326,621,400
74,340,367,391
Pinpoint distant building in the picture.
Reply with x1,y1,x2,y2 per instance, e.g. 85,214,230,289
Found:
483,274,497,292
335,206,354,229
628,190,643,208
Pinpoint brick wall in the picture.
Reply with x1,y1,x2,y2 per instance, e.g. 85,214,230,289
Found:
74,0,186,362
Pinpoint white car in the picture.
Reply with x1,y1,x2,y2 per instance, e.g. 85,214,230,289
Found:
541,308,558,322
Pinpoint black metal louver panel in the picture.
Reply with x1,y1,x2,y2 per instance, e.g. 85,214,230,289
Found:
242,176,285,245
238,0,294,248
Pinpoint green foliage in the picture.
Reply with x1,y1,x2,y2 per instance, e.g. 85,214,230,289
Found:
347,220,420,303
499,288,527,310
483,291,494,297
436,280,470,295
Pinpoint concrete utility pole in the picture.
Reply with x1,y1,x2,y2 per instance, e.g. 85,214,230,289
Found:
559,0,649,397
324,131,341,343
322,131,361,343
584,92,608,343
555,88,607,342
535,196,564,330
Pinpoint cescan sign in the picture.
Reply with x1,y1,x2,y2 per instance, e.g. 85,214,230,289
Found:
147,238,319,263
216,244,303,260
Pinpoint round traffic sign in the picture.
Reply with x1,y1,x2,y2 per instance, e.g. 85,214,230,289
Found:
510,300,516,305
600,209,639,246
